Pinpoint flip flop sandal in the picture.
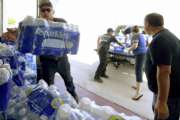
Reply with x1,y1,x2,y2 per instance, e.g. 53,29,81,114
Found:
132,94,143,101
131,86,137,90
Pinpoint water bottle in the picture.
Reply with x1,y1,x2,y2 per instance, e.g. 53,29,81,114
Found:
7,102,27,119
18,16,36,54
69,109,81,120
23,54,37,84
79,97,120,120
48,84,77,108
26,84,58,119
0,59,3,65
38,79,48,89
0,66,11,112
26,110,41,120
59,91,78,108
37,18,49,27
21,16,35,26
48,85,61,96
68,24,80,54
48,85,64,110
56,104,71,120
82,111,96,120
56,104,95,120
0,43,14,57
78,97,92,111
70,109,95,120
0,111,7,120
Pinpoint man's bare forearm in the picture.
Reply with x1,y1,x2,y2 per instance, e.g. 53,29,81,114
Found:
129,43,138,52
157,66,171,103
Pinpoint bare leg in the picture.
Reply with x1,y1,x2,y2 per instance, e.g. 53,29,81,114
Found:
132,82,143,100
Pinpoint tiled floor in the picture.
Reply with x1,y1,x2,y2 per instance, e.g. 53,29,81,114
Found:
75,85,147,119
55,51,154,120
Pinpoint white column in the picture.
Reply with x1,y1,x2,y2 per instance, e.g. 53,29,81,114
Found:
0,0,3,35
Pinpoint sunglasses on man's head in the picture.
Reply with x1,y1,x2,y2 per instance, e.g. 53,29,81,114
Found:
40,8,51,12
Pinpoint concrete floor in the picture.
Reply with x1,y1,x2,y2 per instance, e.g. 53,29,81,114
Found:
56,51,154,120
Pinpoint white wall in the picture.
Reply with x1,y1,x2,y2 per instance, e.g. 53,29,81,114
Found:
52,0,180,53
0,0,2,35
3,0,37,32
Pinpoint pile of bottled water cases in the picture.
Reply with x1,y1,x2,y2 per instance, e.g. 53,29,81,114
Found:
0,17,141,120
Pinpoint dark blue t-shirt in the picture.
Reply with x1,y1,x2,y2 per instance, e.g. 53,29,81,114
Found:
145,29,180,98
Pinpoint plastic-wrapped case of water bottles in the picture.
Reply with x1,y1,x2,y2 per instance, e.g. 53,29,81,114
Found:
0,61,142,120
17,16,80,56
0,69,142,120
2,79,142,120
5,80,79,120
0,43,15,57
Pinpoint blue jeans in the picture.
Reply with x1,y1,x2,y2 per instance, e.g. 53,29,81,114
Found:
153,94,180,120
135,54,146,83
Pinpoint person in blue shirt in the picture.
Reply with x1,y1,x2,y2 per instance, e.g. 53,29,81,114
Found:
128,25,147,100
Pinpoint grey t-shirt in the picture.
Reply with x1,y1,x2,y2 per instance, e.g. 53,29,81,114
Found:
98,34,119,52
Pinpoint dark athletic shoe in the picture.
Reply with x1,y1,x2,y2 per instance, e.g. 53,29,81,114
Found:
101,74,109,78
94,77,103,83
72,93,79,103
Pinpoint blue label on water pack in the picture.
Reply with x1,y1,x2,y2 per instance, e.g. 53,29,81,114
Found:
114,46,124,53
27,88,55,118
0,39,16,46
0,82,10,111
18,26,36,53
25,54,37,73
3,53,25,86
24,54,37,84
12,71,24,86
3,52,37,86
18,24,80,56
66,30,80,54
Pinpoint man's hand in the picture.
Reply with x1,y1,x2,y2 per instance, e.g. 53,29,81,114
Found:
155,100,169,119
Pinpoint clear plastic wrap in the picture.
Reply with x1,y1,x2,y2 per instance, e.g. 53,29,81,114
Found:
17,16,80,56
